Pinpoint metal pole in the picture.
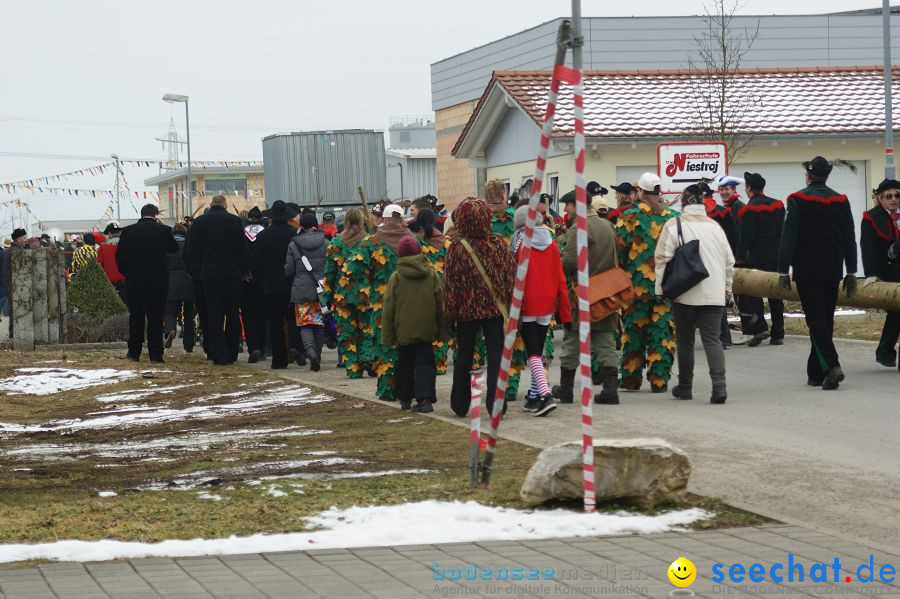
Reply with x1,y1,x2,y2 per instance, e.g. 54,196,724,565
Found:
185,100,193,218
112,154,121,221
398,162,404,200
884,0,895,179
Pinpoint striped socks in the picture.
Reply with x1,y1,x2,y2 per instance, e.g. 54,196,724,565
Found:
528,355,550,397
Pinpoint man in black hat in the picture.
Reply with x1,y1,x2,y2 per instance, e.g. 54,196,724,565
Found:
251,200,301,369
2,228,28,338
608,182,634,223
186,195,250,365
860,178,900,369
777,157,858,390
240,206,267,363
116,204,179,362
737,172,786,347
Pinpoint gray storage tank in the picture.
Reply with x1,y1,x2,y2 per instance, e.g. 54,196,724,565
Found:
263,130,387,208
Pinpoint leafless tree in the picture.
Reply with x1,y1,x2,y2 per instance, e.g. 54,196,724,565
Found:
683,0,761,163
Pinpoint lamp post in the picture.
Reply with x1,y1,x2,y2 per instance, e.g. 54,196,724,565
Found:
163,93,191,217
111,153,120,221
312,166,321,205
387,162,404,200
883,0,895,179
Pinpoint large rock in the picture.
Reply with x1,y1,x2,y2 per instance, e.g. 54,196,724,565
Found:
520,439,691,509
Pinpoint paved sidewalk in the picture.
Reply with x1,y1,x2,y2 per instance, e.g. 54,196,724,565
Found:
1,524,898,598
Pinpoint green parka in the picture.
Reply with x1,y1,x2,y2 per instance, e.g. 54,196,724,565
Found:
382,253,449,347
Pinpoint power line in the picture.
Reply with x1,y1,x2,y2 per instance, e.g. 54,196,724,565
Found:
0,151,262,161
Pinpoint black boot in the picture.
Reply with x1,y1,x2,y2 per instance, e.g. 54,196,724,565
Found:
710,384,727,404
551,368,575,404
594,367,619,405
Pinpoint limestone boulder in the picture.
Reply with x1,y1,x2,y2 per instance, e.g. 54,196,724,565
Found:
520,438,691,509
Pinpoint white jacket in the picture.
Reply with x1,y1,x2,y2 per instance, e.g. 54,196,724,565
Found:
654,204,735,306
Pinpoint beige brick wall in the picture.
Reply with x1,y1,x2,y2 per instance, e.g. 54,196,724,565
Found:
156,173,266,221
436,101,479,211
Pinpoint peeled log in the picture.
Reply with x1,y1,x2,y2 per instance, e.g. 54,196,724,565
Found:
733,268,900,311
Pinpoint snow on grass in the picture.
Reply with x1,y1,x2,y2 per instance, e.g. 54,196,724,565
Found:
266,485,287,498
197,493,223,501
0,501,711,563
0,386,330,436
4,426,331,461
385,417,412,424
95,384,199,403
97,491,117,498
0,368,137,396
727,308,864,322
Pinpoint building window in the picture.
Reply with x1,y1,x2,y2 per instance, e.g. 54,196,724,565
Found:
398,131,411,144
548,173,559,200
204,178,247,194
503,180,511,201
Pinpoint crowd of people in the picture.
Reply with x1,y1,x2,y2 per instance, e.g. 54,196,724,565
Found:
3,155,897,412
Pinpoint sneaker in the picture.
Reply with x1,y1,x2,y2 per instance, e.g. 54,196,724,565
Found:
733,334,754,345
533,395,557,417
671,385,693,400
522,392,541,413
747,332,770,347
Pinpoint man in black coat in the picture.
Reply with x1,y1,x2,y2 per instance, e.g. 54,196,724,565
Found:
115,204,178,362
251,200,299,369
860,178,900,369
241,206,267,363
778,157,858,390
186,195,250,365
737,172,786,347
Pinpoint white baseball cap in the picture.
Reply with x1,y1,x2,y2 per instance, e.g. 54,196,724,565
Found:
638,172,661,192
383,204,404,220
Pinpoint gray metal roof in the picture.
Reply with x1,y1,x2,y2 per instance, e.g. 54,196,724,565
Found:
144,165,264,186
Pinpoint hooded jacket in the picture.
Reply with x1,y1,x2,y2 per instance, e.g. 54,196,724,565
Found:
96,237,124,284
444,199,515,322
381,253,448,347
517,226,571,322
285,229,328,303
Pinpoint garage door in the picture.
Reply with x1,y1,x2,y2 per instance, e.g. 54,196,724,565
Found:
616,161,868,271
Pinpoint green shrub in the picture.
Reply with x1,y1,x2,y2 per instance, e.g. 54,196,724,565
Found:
67,260,127,319
66,312,129,343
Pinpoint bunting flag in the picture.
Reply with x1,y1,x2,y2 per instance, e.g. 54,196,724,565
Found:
0,162,114,189
0,184,115,198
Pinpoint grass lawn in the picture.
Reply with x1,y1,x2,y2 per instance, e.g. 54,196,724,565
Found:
0,350,768,547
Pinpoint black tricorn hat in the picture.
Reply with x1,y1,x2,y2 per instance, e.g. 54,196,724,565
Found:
248,206,263,220
744,172,766,191
269,200,296,221
11,228,27,240
873,178,900,195
559,190,577,205
803,156,833,178
586,181,603,197
610,182,633,195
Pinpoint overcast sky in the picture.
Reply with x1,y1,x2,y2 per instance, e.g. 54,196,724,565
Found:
0,0,878,228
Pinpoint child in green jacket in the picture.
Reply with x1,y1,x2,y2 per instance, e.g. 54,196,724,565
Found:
382,236,449,412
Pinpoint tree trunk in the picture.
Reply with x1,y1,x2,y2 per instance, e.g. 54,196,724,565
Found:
733,268,900,311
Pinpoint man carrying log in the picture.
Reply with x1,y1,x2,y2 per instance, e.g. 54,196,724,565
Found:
777,157,857,390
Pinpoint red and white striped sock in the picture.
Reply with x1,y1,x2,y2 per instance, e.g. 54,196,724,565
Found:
528,355,551,397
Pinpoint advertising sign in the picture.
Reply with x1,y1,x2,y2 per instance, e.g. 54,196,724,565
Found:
657,142,728,193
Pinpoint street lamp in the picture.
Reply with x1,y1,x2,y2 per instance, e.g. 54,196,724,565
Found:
163,93,192,217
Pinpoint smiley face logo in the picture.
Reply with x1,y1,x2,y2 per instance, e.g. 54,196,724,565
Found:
668,557,697,587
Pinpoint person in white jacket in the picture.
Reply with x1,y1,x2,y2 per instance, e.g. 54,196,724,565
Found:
654,184,735,404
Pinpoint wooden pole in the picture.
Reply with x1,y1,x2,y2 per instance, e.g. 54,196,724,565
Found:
733,268,900,311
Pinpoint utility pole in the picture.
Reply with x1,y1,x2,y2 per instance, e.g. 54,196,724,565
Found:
883,0,895,179
111,153,121,221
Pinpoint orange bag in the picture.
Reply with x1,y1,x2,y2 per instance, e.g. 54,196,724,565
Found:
581,266,635,322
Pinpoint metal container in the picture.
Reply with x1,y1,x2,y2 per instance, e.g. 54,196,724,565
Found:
262,130,387,208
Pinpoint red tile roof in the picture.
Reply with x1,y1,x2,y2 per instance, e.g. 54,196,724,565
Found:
453,66,900,155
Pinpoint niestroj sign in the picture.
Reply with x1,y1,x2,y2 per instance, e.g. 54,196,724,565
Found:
657,142,728,193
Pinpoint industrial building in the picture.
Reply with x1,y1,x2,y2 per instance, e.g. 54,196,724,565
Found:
385,116,436,201
433,8,900,210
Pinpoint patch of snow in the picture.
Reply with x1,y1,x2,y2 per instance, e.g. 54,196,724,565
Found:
0,502,711,563
266,485,287,498
727,308,864,323
97,491,117,498
304,450,337,456
385,417,412,424
197,493,223,501
95,384,200,403
12,468,32,472
0,386,330,436
0,368,137,396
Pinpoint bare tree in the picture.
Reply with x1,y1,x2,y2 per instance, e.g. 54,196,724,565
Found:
683,0,761,163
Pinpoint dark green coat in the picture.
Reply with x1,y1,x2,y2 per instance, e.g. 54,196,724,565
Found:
381,253,449,347
563,213,618,331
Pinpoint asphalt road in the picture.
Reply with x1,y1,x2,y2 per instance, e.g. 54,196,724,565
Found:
263,332,900,554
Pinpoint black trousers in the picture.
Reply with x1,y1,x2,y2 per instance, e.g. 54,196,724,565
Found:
394,343,437,403
126,287,167,361
193,278,209,356
877,311,900,367
241,280,267,355
266,292,295,369
739,294,785,339
451,317,504,417
520,321,549,356
203,279,241,365
165,300,195,351
796,279,840,382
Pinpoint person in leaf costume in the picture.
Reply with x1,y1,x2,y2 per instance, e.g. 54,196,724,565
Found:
410,208,450,374
484,179,527,400
614,173,676,392
323,207,371,379
356,204,409,400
